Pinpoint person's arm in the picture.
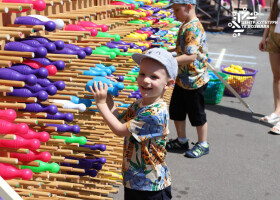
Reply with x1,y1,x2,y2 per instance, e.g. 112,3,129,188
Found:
104,76,120,118
259,17,270,51
167,47,176,52
175,27,200,65
89,81,131,137
106,94,120,118
176,54,197,65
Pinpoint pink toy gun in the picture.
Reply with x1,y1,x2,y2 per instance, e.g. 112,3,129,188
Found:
22,128,49,142
77,21,108,32
64,24,97,36
156,21,168,27
23,59,57,76
136,30,152,37
11,150,51,162
0,109,17,122
136,9,151,16
0,163,33,180
0,119,28,136
140,17,158,23
0,135,40,151
2,0,46,12
110,1,136,10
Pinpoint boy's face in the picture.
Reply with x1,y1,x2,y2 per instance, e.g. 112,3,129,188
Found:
137,58,174,104
172,4,190,22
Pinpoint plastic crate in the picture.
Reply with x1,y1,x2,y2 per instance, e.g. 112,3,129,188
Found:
204,71,229,104
220,65,258,97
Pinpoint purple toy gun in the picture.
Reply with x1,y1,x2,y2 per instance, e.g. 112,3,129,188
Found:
31,58,65,70
0,68,37,85
14,16,56,32
7,87,48,101
20,103,58,114
46,124,80,133
24,83,57,95
27,36,65,50
106,43,128,52
80,144,106,151
5,41,47,58
65,44,92,56
37,78,65,90
54,47,86,59
18,39,56,53
46,112,74,122
10,64,48,78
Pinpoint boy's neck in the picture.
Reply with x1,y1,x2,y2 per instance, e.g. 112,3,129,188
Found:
141,96,164,106
184,14,198,24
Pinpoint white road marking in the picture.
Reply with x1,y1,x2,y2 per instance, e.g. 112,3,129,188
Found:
214,48,226,70
209,52,256,59
211,58,257,65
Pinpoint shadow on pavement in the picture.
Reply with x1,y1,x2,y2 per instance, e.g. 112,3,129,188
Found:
166,149,186,154
205,104,272,128
268,131,280,136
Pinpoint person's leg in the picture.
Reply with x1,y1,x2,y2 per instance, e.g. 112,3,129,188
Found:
185,84,209,158
174,120,186,138
269,52,280,115
162,186,172,200
167,85,189,150
167,119,189,150
185,122,209,158
269,53,280,133
260,29,280,122
197,122,208,143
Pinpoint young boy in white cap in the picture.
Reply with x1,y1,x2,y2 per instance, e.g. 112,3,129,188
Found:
89,48,178,200
164,0,210,158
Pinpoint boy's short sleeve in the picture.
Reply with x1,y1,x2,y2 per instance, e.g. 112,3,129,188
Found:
126,103,168,143
183,24,202,55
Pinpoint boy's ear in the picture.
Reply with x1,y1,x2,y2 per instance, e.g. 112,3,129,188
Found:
187,4,192,10
165,79,175,89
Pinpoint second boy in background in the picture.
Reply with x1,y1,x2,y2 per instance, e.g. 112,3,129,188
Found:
164,0,210,158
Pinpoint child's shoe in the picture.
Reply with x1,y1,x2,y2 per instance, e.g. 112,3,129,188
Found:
166,138,189,150
184,142,209,158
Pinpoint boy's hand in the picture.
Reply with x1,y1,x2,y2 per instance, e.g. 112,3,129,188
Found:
89,81,108,104
105,76,118,83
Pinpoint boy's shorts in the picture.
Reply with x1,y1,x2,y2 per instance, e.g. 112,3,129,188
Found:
169,84,207,126
266,25,280,53
124,186,172,200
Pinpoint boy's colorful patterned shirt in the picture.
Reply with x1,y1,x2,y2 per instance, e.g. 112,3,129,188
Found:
118,99,171,191
176,18,209,89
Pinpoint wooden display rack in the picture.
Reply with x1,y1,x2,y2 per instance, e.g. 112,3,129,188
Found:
0,0,175,199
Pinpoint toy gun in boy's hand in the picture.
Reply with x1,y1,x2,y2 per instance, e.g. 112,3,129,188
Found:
86,76,124,96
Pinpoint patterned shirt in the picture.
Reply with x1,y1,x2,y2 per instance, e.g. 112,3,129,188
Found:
176,18,209,89
119,99,171,191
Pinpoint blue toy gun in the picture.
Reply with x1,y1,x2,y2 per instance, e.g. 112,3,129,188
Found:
70,96,92,107
86,76,124,96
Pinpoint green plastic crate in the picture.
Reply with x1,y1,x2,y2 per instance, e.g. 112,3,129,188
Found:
204,71,229,104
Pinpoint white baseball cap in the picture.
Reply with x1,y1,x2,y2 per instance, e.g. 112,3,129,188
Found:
132,48,178,80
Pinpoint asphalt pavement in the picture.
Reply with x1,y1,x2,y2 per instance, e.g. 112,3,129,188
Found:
111,11,280,200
